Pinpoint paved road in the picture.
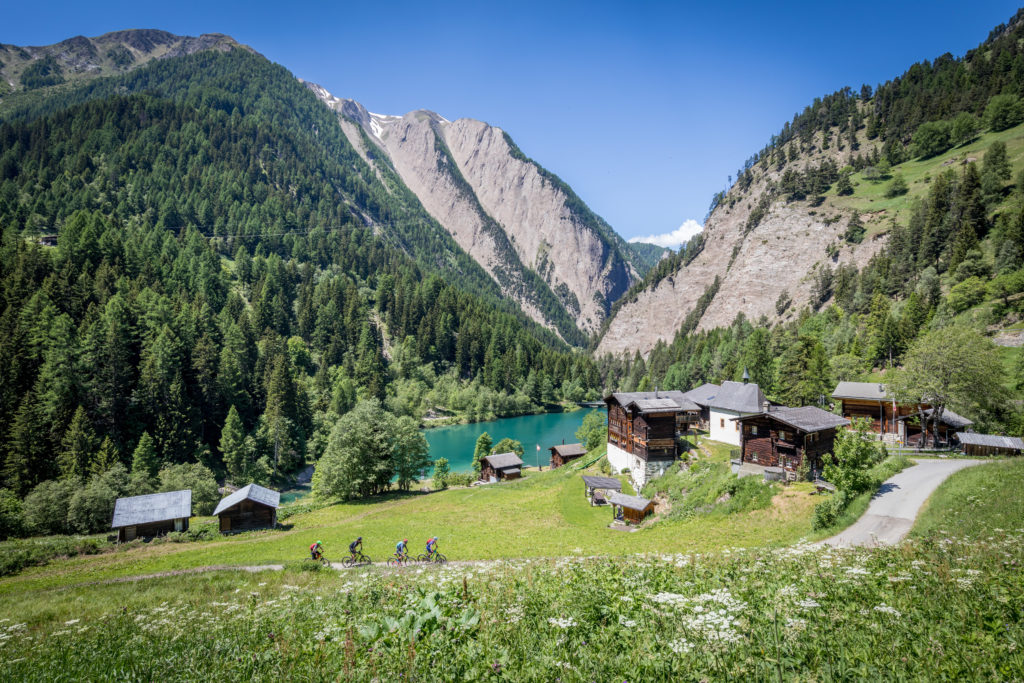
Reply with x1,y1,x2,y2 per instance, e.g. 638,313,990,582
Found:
820,458,984,548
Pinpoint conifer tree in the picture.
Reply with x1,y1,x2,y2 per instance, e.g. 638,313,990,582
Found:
220,405,248,483
472,432,492,474
131,431,159,482
58,406,97,482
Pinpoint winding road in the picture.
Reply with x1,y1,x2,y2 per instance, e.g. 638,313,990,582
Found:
819,458,983,548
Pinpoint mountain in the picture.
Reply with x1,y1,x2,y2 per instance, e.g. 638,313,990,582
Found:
598,11,1024,358
306,83,641,335
0,30,246,95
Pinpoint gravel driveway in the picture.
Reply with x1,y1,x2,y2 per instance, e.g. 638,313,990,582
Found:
819,458,984,548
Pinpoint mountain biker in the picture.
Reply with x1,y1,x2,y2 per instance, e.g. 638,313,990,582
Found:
310,540,324,561
425,536,438,558
395,538,409,561
348,537,362,561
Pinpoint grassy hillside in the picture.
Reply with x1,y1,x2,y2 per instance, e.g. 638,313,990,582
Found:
0,442,821,593
1,459,1021,679
911,458,1024,539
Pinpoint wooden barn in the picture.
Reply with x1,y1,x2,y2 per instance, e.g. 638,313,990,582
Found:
832,382,974,446
605,390,700,488
581,475,623,506
681,382,720,429
897,408,973,447
111,490,191,542
608,491,654,525
956,432,1024,457
213,483,280,533
736,406,850,479
550,443,587,468
480,452,524,482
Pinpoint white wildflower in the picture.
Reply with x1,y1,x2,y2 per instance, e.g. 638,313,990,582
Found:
873,603,901,617
63,619,80,626
618,616,637,628
797,599,820,609
547,617,577,629
669,638,693,654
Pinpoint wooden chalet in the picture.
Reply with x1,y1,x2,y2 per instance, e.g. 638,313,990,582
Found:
681,382,720,429
607,491,654,525
956,432,1024,457
605,390,700,488
581,475,623,506
480,452,524,482
111,490,191,542
549,443,587,468
736,406,850,478
832,382,974,446
213,483,280,533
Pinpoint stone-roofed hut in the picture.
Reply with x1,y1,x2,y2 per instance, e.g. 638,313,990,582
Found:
111,490,191,542
581,475,623,505
549,443,587,469
608,491,654,525
214,483,280,533
605,390,700,488
956,432,1024,457
480,452,524,482
681,382,720,429
736,406,850,479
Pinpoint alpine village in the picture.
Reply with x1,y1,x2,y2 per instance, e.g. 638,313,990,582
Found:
1,5,1024,681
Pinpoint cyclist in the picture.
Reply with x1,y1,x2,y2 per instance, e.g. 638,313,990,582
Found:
348,536,362,561
310,540,324,561
394,538,409,562
425,536,438,559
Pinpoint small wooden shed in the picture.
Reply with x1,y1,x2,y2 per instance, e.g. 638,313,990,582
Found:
956,432,1024,457
608,491,654,525
480,452,524,482
213,483,280,533
550,443,587,468
111,490,191,542
581,475,623,506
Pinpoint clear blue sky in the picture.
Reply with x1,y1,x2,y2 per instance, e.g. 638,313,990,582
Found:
2,1,1020,246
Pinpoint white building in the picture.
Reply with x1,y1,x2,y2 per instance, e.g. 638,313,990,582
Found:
707,381,767,446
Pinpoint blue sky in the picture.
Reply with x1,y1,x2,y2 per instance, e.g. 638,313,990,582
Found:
2,1,1019,246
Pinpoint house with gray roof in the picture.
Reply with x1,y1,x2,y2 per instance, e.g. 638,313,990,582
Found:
214,483,280,533
549,443,587,469
832,381,975,446
604,390,701,489
707,381,769,446
111,489,191,542
480,452,524,482
956,432,1024,456
734,406,850,478
682,382,720,428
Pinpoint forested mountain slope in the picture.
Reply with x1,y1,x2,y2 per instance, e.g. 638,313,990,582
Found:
308,84,642,335
598,11,1024,358
0,39,605,521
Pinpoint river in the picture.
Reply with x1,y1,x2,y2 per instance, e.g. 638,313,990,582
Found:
423,410,601,472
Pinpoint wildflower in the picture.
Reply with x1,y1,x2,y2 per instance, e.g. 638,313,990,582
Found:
669,638,693,654
63,619,80,626
547,617,577,629
618,616,637,628
873,604,901,617
797,599,820,609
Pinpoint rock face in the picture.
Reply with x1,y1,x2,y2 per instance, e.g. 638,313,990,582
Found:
0,30,250,91
597,135,886,358
307,83,637,336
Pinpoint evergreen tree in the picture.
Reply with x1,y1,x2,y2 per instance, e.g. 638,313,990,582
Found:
775,337,831,407
131,431,159,482
220,405,248,483
58,406,97,482
472,432,493,474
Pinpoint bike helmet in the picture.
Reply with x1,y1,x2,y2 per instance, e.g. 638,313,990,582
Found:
357,536,362,541
404,539,409,543
317,540,323,545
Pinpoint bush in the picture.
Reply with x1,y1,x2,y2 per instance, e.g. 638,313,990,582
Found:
822,419,887,496
158,463,219,515
446,472,476,488
811,490,848,529
885,174,908,198
620,468,630,475
0,534,109,577
911,120,952,158
597,456,611,475
0,489,24,540
22,479,75,535
946,276,988,313
67,464,130,534
985,94,1024,132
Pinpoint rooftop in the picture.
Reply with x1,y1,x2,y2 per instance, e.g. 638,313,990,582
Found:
581,475,623,491
607,491,653,511
213,483,280,516
682,382,720,407
608,390,700,413
832,381,890,401
112,490,192,528
707,381,766,413
896,408,974,429
737,406,850,433
483,452,524,470
956,432,1024,449
551,443,587,458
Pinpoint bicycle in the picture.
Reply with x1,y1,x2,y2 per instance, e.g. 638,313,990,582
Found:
342,551,372,568
387,552,411,567
416,551,448,565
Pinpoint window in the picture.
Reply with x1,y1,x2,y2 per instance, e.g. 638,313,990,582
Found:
735,421,739,431
720,418,725,428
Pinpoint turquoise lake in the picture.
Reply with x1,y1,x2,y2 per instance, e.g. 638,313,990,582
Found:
423,410,601,472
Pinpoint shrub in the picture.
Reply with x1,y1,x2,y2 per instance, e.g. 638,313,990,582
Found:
597,456,611,475
885,174,908,198
432,458,450,490
822,419,886,496
0,488,24,540
985,93,1024,131
946,276,988,313
22,479,75,535
446,472,475,488
811,490,848,529
67,464,130,534
620,468,630,475
159,463,219,515
911,120,952,158
0,534,109,577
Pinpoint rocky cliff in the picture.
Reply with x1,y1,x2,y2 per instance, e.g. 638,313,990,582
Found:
307,83,638,336
597,124,886,358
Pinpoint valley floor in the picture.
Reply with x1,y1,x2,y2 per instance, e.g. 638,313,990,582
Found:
0,458,1022,680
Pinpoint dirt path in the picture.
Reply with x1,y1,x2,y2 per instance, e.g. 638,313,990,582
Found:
818,458,984,548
